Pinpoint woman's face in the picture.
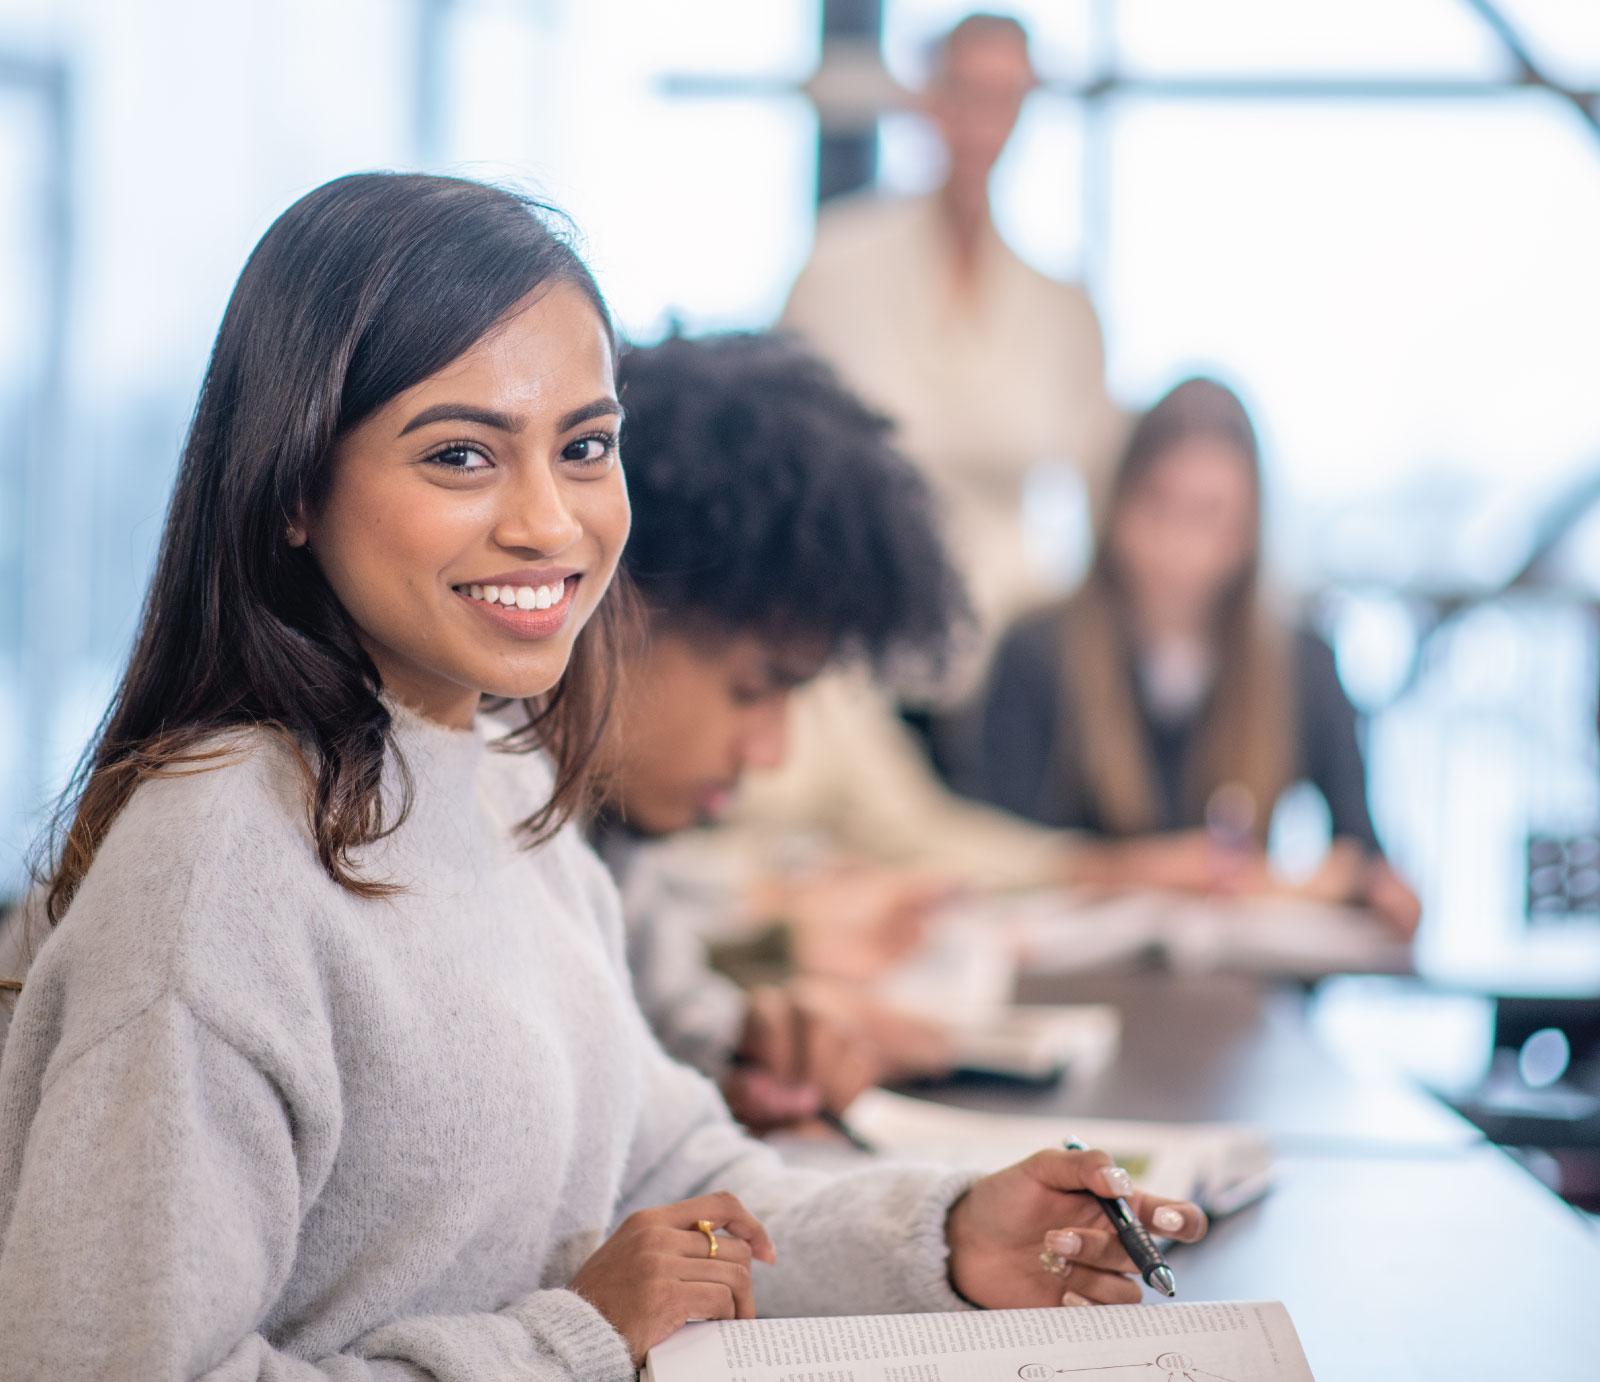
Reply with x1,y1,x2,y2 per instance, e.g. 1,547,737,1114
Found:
302,281,629,728
1109,437,1257,635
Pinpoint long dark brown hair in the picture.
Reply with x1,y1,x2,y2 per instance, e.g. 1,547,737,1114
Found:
1058,376,1295,838
36,172,629,927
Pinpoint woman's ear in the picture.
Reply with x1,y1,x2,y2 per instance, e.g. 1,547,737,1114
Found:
285,508,309,548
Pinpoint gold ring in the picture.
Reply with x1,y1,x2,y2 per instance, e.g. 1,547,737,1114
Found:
696,1219,719,1258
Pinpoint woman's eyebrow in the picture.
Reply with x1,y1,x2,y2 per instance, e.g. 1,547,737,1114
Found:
398,404,524,437
558,397,624,431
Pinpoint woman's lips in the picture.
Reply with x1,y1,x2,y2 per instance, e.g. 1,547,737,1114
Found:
455,575,579,640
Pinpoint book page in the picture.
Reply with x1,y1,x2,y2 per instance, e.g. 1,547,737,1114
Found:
645,1301,1315,1382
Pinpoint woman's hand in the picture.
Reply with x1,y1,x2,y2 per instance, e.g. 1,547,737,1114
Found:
795,978,956,1082
945,1148,1207,1308
722,984,883,1131
1281,840,1423,938
569,1192,776,1365
1072,831,1270,897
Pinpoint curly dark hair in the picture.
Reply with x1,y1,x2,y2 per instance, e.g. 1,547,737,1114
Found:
617,331,968,679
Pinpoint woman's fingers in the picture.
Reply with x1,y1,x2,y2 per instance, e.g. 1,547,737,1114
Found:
671,1192,776,1264
1049,1262,1145,1306
679,1280,741,1323
666,1227,753,1267
742,987,801,1085
674,1256,757,1320
1021,1149,1207,1245
1021,1146,1117,1195
1129,1193,1208,1243
1040,1226,1137,1275
817,1028,881,1113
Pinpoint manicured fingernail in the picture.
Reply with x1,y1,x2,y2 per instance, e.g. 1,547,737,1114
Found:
1152,1206,1185,1233
1061,1291,1092,1307
1102,1166,1134,1197
1044,1229,1082,1257
1038,1250,1071,1278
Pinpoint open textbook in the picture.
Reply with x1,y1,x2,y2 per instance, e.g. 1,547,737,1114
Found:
643,1300,1316,1382
838,1090,1273,1215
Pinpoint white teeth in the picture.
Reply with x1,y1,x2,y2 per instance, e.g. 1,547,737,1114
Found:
460,579,568,608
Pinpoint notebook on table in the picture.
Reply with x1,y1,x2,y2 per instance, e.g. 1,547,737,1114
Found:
643,1299,1316,1381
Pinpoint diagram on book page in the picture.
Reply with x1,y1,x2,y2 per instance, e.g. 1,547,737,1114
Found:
1018,1352,1236,1382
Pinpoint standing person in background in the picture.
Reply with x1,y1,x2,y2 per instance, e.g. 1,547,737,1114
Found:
743,11,1124,853
975,377,1422,936
783,10,1123,647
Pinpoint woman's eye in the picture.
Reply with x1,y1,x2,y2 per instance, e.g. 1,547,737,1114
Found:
425,443,492,472
562,433,616,465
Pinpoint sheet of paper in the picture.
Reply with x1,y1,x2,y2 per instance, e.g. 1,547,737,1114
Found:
838,1089,1271,1206
645,1301,1316,1382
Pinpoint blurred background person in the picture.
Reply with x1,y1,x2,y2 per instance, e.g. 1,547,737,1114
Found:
592,332,973,1132
783,11,1123,648
974,378,1421,935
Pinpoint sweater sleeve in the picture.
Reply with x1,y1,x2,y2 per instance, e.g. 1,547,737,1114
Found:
0,993,634,1382
612,841,752,1078
617,1034,979,1321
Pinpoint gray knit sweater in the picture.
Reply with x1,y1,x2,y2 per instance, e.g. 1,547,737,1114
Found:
0,707,970,1380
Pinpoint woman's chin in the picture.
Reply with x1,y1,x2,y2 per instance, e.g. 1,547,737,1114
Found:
475,669,566,704
447,643,571,706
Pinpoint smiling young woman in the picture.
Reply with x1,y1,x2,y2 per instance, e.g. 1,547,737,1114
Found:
39,174,633,916
0,174,1202,1381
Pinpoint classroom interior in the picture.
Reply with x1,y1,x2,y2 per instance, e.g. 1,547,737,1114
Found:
1,3,1599,1380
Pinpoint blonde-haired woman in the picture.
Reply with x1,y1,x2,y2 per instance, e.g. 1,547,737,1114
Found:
976,377,1420,935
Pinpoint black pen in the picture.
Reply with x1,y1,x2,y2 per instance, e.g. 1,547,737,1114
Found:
818,1108,878,1154
1064,1136,1177,1297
